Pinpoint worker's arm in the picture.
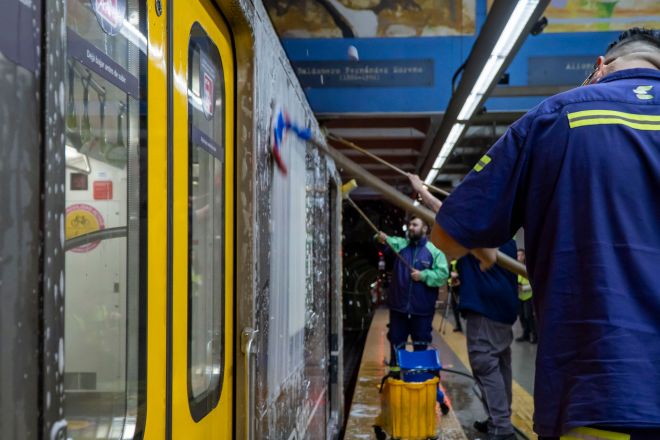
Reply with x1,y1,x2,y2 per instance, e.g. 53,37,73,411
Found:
430,222,467,261
408,173,442,213
431,115,534,265
431,212,497,270
380,234,408,253
418,243,449,287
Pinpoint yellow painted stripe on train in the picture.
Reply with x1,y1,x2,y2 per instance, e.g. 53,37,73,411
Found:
432,316,536,440
567,110,660,122
569,118,660,130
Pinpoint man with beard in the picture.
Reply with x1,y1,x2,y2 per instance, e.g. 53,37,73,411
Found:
376,216,448,364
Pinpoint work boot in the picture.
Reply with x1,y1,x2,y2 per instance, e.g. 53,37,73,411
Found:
473,420,488,433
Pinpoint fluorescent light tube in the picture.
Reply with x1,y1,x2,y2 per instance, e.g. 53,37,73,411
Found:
424,0,539,186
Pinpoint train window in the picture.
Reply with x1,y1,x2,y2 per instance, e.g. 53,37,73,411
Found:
187,23,226,417
63,0,146,438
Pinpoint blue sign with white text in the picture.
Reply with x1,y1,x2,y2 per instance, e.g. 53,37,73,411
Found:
528,55,595,86
293,59,434,88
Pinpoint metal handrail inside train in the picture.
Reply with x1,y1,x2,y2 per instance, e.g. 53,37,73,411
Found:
63,226,128,252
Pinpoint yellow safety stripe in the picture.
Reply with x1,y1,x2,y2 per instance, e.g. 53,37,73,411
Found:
569,117,660,130
567,110,660,122
473,154,492,172
560,427,630,440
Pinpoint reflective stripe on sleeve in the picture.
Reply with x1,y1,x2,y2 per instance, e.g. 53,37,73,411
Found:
473,154,492,172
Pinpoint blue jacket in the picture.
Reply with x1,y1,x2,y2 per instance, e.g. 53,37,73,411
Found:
456,239,518,325
384,236,448,316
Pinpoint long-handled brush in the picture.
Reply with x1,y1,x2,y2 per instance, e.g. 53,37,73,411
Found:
268,108,527,278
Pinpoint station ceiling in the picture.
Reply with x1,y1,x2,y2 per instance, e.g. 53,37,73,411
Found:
320,109,523,197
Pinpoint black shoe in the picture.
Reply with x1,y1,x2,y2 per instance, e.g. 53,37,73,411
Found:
529,336,538,344
440,402,450,415
515,335,529,342
453,327,463,333
473,420,488,433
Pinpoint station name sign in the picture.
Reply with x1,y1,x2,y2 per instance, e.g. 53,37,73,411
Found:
292,59,434,88
528,55,595,86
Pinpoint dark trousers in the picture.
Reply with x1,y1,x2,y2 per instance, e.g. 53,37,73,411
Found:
387,309,433,365
518,298,536,339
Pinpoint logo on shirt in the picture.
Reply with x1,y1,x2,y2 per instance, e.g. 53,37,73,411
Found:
473,154,492,173
633,86,654,100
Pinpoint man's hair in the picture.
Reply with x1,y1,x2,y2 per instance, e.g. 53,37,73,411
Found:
606,28,660,57
409,216,429,230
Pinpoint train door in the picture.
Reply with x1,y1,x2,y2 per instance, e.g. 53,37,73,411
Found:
62,0,148,439
169,1,235,438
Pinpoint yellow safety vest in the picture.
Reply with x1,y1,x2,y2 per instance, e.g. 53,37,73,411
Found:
518,275,532,301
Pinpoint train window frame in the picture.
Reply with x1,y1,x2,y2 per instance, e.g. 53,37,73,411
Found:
186,21,226,422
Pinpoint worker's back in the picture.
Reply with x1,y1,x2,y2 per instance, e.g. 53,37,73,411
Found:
519,68,660,434
435,67,660,436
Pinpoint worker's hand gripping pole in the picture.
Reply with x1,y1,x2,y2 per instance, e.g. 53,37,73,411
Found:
316,138,528,279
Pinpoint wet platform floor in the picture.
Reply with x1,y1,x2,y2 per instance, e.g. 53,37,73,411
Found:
343,308,537,440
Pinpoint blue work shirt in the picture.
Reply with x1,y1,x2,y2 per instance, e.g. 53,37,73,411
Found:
435,68,660,436
456,240,518,325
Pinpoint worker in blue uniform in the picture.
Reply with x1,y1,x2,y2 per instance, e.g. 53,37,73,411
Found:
376,216,448,365
456,242,519,440
409,174,518,440
429,28,660,440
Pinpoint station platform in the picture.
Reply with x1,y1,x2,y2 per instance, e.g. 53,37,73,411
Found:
343,308,537,440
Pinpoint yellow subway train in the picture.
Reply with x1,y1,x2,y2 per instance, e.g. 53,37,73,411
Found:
0,0,343,439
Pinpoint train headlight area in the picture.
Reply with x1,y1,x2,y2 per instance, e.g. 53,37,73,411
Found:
2,0,659,439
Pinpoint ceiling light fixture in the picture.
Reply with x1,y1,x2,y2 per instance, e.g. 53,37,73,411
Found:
424,0,540,185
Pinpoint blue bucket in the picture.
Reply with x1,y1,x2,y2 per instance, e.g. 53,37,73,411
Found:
396,348,442,382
